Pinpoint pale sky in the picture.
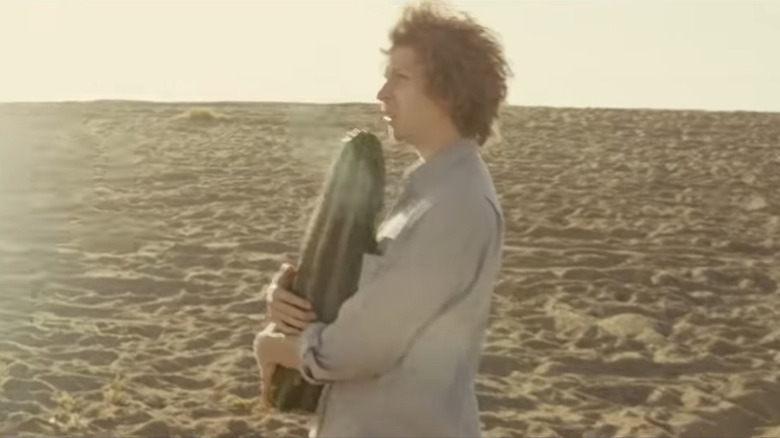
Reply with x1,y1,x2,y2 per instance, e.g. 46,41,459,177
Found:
1,0,779,112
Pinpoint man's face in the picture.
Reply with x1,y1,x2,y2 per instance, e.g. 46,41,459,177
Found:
376,46,448,145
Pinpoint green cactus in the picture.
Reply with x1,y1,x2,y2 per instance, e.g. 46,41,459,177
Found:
270,129,386,414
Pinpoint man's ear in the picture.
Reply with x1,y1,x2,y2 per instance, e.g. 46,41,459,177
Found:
435,94,455,119
422,78,455,117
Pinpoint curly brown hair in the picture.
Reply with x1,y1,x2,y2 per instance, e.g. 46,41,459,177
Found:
381,0,512,146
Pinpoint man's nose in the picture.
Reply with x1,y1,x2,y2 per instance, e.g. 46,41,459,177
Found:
376,81,390,102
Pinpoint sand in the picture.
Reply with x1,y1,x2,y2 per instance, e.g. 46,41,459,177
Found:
0,101,779,437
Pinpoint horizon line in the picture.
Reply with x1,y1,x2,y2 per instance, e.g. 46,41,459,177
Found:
1,98,778,116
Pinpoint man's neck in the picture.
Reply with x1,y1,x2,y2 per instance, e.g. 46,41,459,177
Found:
412,124,464,160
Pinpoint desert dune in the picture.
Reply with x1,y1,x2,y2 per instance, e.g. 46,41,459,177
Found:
0,101,779,437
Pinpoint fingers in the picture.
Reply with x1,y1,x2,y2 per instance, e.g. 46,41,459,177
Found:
252,331,263,358
272,263,297,290
274,297,316,323
275,319,303,335
266,264,310,310
260,362,276,412
271,309,315,336
254,332,278,412
266,293,316,335
273,286,312,312
265,263,316,335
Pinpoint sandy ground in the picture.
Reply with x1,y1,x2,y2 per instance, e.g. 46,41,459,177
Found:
0,101,779,437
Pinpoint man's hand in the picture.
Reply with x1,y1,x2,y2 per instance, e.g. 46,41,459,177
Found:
253,327,282,411
253,328,303,412
265,263,317,335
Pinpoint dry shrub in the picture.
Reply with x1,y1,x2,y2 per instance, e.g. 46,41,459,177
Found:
173,107,230,124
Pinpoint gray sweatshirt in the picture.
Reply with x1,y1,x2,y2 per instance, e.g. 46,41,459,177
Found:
297,138,505,437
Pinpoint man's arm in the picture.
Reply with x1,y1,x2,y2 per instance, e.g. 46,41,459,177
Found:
296,195,495,384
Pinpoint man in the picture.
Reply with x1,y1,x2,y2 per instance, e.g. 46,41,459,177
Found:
254,1,511,436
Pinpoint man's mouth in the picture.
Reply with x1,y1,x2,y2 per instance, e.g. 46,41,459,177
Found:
381,105,395,122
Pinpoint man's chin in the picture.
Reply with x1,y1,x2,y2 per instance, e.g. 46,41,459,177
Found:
386,125,415,149
387,125,403,144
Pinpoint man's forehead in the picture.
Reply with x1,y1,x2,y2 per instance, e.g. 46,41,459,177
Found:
384,46,423,72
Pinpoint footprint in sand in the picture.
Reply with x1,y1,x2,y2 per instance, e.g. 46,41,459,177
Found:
596,313,670,347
